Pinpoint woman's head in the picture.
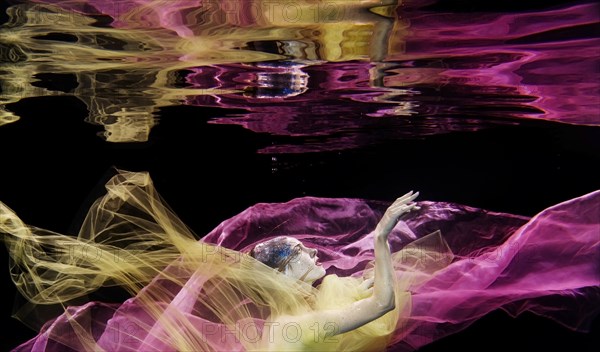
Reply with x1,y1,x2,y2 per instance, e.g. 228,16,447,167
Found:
250,236,326,284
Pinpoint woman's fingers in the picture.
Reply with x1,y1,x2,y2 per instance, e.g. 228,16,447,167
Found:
390,192,419,209
377,192,421,236
389,193,420,212
387,203,420,219
394,191,414,203
358,277,374,292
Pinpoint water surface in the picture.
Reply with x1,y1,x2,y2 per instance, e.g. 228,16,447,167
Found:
1,0,597,151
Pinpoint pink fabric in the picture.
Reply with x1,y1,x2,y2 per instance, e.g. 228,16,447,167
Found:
14,191,600,351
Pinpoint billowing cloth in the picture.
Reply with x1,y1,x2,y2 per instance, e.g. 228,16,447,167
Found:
1,170,598,351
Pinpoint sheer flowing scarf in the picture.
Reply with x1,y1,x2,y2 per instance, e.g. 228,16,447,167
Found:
1,170,598,351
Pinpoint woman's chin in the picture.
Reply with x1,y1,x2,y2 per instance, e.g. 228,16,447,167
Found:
316,266,327,279
303,268,326,284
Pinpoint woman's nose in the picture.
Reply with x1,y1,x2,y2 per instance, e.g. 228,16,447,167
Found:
309,248,317,258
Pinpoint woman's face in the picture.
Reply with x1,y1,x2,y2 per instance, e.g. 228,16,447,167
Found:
283,237,326,284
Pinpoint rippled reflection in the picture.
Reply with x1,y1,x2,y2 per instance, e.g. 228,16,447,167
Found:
0,0,598,150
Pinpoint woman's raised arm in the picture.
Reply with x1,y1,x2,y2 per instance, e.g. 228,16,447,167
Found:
280,192,420,338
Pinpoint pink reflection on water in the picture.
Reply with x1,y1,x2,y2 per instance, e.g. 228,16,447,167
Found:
178,1,599,136
394,2,600,125
13,0,600,151
183,61,427,153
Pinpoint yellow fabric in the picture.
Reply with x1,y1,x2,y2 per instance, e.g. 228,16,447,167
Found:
283,274,410,352
1,170,451,351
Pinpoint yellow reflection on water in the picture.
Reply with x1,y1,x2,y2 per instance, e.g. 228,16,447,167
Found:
0,1,407,141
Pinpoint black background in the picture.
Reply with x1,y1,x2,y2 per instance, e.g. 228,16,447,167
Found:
0,95,598,351
1,0,599,350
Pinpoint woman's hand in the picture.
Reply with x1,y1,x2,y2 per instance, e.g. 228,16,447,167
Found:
289,193,420,336
358,277,375,296
375,191,420,240
359,277,374,290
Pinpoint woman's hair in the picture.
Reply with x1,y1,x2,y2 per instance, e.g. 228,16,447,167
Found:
249,236,300,272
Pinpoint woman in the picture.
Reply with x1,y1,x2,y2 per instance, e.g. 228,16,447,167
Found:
246,191,420,351
1,170,598,351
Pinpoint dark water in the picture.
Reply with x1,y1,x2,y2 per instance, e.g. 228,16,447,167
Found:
0,0,599,350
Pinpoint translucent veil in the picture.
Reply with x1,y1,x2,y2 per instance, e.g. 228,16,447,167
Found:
1,170,599,351
1,171,325,351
